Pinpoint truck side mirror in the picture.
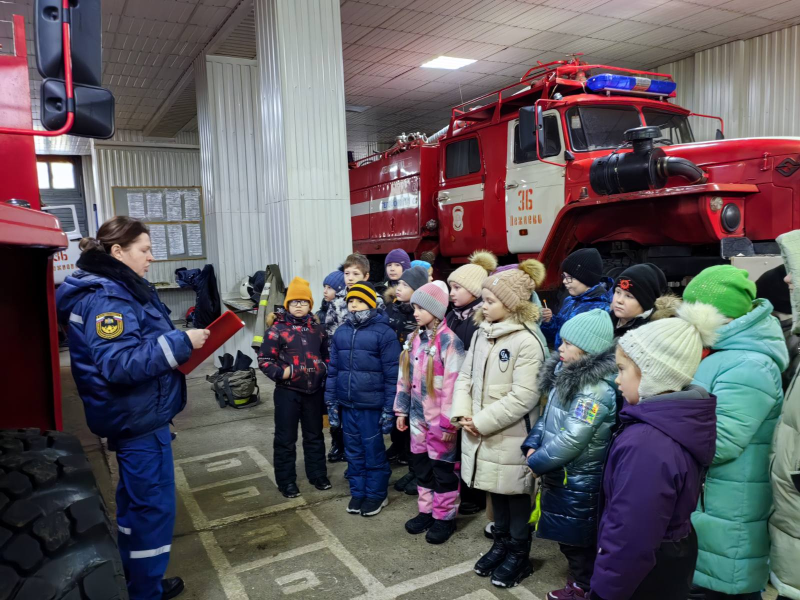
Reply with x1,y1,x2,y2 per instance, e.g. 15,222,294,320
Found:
41,79,115,139
536,104,545,155
519,106,537,153
715,129,725,140
36,0,102,87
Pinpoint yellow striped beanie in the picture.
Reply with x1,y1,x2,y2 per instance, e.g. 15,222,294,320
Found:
346,282,378,309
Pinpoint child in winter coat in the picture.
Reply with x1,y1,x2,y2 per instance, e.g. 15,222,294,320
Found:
325,282,402,517
385,266,429,346
770,230,800,600
522,309,617,599
318,268,345,326
590,302,721,600
611,263,676,338
411,259,434,281
682,265,790,598
258,277,330,499
445,250,498,515
318,268,347,464
541,248,613,349
452,260,547,589
446,250,498,352
395,282,466,544
385,265,431,490
325,252,383,342
380,248,411,295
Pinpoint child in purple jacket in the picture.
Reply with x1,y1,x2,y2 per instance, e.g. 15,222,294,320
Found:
590,302,720,600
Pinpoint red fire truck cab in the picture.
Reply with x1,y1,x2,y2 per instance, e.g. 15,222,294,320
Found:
350,59,800,289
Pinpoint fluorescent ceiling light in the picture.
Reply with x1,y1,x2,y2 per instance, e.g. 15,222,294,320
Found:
421,56,476,70
345,104,371,113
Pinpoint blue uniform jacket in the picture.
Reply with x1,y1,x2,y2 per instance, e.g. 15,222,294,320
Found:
325,310,401,413
56,262,193,442
540,277,613,349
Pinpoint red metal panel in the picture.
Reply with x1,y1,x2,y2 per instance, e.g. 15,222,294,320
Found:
369,177,420,239
0,16,40,209
479,123,509,256
351,189,370,240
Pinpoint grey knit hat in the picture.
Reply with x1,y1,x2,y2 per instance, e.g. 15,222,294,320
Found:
411,281,449,320
399,266,429,291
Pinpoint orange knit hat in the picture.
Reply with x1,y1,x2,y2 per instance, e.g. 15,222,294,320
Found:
284,277,314,309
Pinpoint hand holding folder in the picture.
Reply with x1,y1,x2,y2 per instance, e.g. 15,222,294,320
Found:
178,310,245,374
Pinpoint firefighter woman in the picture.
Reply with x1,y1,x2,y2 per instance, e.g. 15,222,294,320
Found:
57,216,210,600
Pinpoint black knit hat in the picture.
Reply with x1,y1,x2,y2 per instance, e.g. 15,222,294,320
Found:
614,263,667,312
399,266,429,291
561,248,603,287
756,264,791,314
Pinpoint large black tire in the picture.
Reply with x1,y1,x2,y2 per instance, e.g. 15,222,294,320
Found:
0,429,127,600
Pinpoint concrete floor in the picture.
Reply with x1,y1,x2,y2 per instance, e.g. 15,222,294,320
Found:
59,348,778,600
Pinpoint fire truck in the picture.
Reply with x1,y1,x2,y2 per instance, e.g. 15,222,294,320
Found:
0,2,126,598
349,58,800,290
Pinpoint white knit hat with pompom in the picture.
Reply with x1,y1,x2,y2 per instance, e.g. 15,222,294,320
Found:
619,301,725,398
447,250,497,298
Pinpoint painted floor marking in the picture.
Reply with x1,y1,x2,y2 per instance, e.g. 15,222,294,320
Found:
178,447,545,600
509,586,544,600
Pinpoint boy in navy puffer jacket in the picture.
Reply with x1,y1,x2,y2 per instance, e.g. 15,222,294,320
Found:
540,248,613,350
326,282,402,517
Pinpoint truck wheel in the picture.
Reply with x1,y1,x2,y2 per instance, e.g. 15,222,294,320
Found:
0,429,128,600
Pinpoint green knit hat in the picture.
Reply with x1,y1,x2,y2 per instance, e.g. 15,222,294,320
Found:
559,309,614,354
683,265,756,319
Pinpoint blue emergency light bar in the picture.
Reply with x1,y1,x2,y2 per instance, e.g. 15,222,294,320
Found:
586,73,677,96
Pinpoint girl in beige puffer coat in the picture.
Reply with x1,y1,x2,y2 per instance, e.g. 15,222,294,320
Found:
452,260,547,589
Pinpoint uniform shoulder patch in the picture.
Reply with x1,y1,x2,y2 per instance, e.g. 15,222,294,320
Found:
96,312,124,339
573,398,600,425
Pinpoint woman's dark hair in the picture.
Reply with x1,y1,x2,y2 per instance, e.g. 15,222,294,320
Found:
79,216,150,254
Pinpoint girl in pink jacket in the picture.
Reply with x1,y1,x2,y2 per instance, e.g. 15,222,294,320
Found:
395,281,466,544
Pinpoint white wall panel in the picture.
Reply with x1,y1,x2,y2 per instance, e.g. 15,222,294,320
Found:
196,55,267,360
91,134,202,316
659,24,800,141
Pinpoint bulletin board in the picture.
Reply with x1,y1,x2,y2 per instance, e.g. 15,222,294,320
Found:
111,186,206,261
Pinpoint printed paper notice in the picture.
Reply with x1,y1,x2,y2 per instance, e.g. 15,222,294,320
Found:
146,192,164,219
165,191,182,221
127,193,145,219
184,191,200,220
167,224,185,256
149,225,168,260
186,223,203,256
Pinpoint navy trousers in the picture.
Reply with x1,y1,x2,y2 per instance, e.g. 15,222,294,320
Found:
341,406,390,500
113,425,176,600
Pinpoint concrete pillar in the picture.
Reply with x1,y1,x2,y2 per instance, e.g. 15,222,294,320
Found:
255,0,352,294
196,0,350,360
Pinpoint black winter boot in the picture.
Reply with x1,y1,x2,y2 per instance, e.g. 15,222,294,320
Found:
474,529,509,577
394,470,416,492
327,426,345,463
405,512,434,534
490,536,532,588
425,519,456,544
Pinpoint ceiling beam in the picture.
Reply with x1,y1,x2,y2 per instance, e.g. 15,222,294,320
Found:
142,0,254,137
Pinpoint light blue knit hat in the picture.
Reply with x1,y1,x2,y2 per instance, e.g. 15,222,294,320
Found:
559,309,614,354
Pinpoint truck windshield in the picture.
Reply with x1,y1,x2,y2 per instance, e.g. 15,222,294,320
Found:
641,108,695,145
566,106,642,151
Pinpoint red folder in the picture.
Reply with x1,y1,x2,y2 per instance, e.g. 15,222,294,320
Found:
178,310,245,374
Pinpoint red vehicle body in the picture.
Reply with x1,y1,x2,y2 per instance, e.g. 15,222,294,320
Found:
350,59,800,289
0,14,69,430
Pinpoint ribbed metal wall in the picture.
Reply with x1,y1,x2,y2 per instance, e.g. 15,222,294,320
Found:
91,133,202,317
81,156,97,236
659,24,800,141
255,0,352,292
196,54,268,359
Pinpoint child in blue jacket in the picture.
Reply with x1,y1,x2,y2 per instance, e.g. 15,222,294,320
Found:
325,282,402,517
540,248,613,349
